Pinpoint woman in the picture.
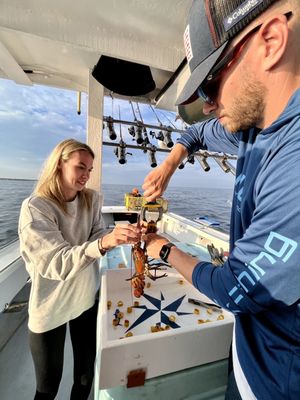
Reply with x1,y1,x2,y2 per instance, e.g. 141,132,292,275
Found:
18,139,141,400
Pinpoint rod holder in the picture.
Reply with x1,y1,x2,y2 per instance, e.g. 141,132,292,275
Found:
148,145,157,168
135,124,144,144
107,116,117,140
163,128,174,148
199,156,210,172
114,140,127,164
214,157,231,173
77,91,81,115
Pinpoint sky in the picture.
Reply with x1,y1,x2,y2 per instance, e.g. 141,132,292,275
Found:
0,78,235,189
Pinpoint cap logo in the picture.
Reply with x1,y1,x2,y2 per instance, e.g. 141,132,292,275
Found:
184,25,193,63
224,0,263,31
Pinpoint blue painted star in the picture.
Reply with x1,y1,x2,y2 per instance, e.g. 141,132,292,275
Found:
126,292,192,332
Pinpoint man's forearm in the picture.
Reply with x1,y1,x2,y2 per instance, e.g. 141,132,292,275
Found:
162,143,189,173
167,246,200,284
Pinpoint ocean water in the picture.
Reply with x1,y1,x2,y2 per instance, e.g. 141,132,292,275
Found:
0,179,233,249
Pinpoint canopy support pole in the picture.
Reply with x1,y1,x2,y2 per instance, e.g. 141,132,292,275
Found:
86,72,104,191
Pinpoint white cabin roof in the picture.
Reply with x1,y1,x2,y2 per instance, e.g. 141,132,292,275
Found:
0,0,194,111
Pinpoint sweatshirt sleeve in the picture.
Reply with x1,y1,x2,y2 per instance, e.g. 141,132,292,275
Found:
88,191,112,241
177,118,240,155
19,197,103,281
192,138,300,314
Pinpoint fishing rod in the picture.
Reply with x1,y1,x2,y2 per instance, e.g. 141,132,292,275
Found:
136,102,151,153
149,104,164,142
157,111,174,148
149,105,174,148
136,103,157,166
129,100,143,144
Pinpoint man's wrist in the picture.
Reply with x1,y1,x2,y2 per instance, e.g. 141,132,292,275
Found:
162,159,178,175
159,242,176,263
163,145,188,172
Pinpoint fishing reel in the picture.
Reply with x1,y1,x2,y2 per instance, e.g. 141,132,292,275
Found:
114,140,132,164
127,123,143,144
139,127,150,153
128,125,136,139
178,155,195,170
150,130,164,141
187,155,195,164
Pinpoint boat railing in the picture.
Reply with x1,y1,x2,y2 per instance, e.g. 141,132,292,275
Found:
160,212,229,252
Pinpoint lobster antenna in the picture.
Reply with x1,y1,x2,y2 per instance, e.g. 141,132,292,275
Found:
129,100,138,122
149,104,162,125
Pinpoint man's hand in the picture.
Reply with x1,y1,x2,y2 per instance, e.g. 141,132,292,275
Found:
142,164,171,202
144,233,169,259
142,144,188,202
144,232,199,284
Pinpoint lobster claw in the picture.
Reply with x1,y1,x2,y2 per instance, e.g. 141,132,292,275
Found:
131,275,145,298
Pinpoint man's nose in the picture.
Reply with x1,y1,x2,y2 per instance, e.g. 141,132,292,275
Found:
202,101,217,116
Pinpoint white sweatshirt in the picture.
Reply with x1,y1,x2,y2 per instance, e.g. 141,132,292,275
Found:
18,190,106,333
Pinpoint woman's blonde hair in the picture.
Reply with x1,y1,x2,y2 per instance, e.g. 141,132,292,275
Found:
34,139,95,213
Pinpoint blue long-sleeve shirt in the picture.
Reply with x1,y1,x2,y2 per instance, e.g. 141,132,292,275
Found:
177,90,300,400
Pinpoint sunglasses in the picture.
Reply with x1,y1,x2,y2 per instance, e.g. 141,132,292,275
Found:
198,11,293,105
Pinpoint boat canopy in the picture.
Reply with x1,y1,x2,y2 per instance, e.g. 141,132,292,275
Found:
0,0,204,115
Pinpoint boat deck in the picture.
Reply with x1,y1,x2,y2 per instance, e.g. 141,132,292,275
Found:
0,282,94,400
0,211,231,400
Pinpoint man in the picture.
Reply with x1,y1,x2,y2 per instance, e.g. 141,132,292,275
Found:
142,1,300,399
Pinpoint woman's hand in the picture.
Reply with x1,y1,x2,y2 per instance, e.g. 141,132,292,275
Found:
100,224,142,250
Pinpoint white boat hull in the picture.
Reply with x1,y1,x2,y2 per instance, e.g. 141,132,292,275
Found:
0,241,28,312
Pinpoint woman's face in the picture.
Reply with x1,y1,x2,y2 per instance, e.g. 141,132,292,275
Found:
59,150,94,200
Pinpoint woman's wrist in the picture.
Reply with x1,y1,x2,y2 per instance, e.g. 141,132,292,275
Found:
98,235,108,255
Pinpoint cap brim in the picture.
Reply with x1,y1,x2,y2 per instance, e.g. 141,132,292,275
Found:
177,98,208,125
176,42,228,106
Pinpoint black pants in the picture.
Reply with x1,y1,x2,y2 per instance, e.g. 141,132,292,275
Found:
29,301,98,400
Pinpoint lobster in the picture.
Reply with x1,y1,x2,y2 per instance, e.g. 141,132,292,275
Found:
127,214,168,298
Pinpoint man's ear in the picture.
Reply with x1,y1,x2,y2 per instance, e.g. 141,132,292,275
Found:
259,14,289,71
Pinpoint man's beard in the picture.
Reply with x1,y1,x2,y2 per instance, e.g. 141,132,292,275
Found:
224,67,266,133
